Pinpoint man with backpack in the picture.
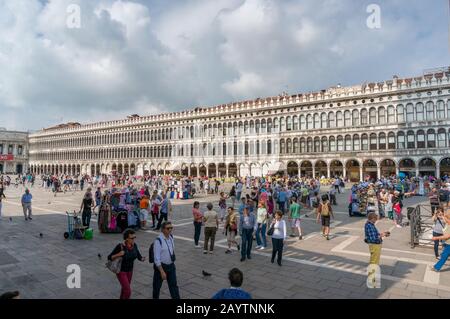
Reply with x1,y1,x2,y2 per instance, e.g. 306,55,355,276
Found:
150,221,180,299
316,194,334,240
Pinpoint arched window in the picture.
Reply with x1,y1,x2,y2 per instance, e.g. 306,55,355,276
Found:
280,117,285,132
426,101,435,120
329,136,336,152
344,111,351,127
337,136,344,151
256,140,260,154
360,108,368,125
321,137,328,152
352,109,360,126
286,139,292,153
314,113,320,129
397,104,405,122
260,120,266,133
293,116,298,130
306,115,313,129
314,137,320,152
223,143,226,156
379,132,386,149
378,107,386,124
370,133,377,150
437,100,445,119
328,112,335,128
369,107,377,124
286,116,292,131
336,111,343,127
427,129,436,148
249,121,254,134
361,134,368,150
353,134,360,151
233,142,237,155
417,130,425,148
267,140,272,154
293,138,299,153
274,118,279,132
388,132,396,149
407,130,415,149
321,113,327,128
300,138,306,153
438,128,446,148
447,100,450,118
267,119,272,133
345,135,352,151
406,103,414,122
307,138,313,153
387,105,395,123
300,115,306,130
416,103,424,121
244,121,249,134
397,131,405,149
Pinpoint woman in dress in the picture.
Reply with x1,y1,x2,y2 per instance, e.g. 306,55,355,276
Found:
224,207,240,254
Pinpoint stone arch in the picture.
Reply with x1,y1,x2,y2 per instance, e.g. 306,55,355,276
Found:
315,160,327,178
300,160,313,178
345,159,360,182
418,157,436,177
287,161,298,177
379,159,396,178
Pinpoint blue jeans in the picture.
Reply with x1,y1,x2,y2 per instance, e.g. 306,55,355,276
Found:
241,228,253,259
255,223,267,247
278,201,285,214
193,221,202,246
433,231,443,258
434,244,450,271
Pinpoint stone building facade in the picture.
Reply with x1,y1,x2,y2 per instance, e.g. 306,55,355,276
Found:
28,68,450,181
0,129,29,174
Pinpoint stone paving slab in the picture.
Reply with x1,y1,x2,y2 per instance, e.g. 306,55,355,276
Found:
0,182,449,299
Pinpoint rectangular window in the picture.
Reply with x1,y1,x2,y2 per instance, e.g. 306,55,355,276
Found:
353,139,360,151
398,135,405,149
8,145,13,154
407,135,415,149
337,139,343,151
18,145,23,155
329,140,336,152
379,136,386,149
417,134,425,148
388,136,395,149
362,138,368,151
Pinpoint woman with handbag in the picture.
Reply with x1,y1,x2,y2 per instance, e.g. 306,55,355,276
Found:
224,207,240,254
107,229,145,299
269,210,287,266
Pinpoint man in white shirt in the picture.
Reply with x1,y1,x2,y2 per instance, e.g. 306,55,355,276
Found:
152,221,180,299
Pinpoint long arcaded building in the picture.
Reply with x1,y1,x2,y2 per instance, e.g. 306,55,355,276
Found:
28,67,450,181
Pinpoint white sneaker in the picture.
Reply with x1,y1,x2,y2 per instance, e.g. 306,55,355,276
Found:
258,246,265,250
255,245,261,249
396,225,402,228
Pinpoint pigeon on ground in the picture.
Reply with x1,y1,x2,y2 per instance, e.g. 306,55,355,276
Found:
39,233,43,238
9,217,12,222
98,253,102,259
202,270,211,277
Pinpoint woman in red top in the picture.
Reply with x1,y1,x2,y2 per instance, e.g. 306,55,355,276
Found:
192,201,203,248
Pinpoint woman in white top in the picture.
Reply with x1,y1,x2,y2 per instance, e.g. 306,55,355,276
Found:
269,210,287,266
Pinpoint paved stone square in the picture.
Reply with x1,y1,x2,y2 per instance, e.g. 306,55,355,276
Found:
0,182,449,299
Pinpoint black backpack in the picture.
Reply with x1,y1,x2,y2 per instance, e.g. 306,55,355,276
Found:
149,235,174,263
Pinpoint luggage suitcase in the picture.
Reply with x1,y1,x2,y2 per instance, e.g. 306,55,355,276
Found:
84,228,94,240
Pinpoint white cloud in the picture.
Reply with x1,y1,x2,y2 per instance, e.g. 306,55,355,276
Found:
0,0,448,131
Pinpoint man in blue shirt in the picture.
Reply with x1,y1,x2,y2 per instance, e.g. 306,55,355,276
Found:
239,208,256,262
212,268,251,299
21,189,33,221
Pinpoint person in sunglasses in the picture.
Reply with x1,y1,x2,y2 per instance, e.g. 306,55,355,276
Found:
108,229,145,299
152,221,180,299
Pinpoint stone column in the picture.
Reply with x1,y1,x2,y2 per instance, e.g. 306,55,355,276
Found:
216,166,219,178
415,167,420,178
377,163,381,179
395,166,400,177
206,166,210,178
343,166,347,179
188,166,191,177
312,165,316,179
359,166,363,182
225,165,229,178
327,163,331,179
436,165,440,179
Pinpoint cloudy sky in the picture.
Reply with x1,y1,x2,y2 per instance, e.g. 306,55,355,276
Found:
0,0,448,131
